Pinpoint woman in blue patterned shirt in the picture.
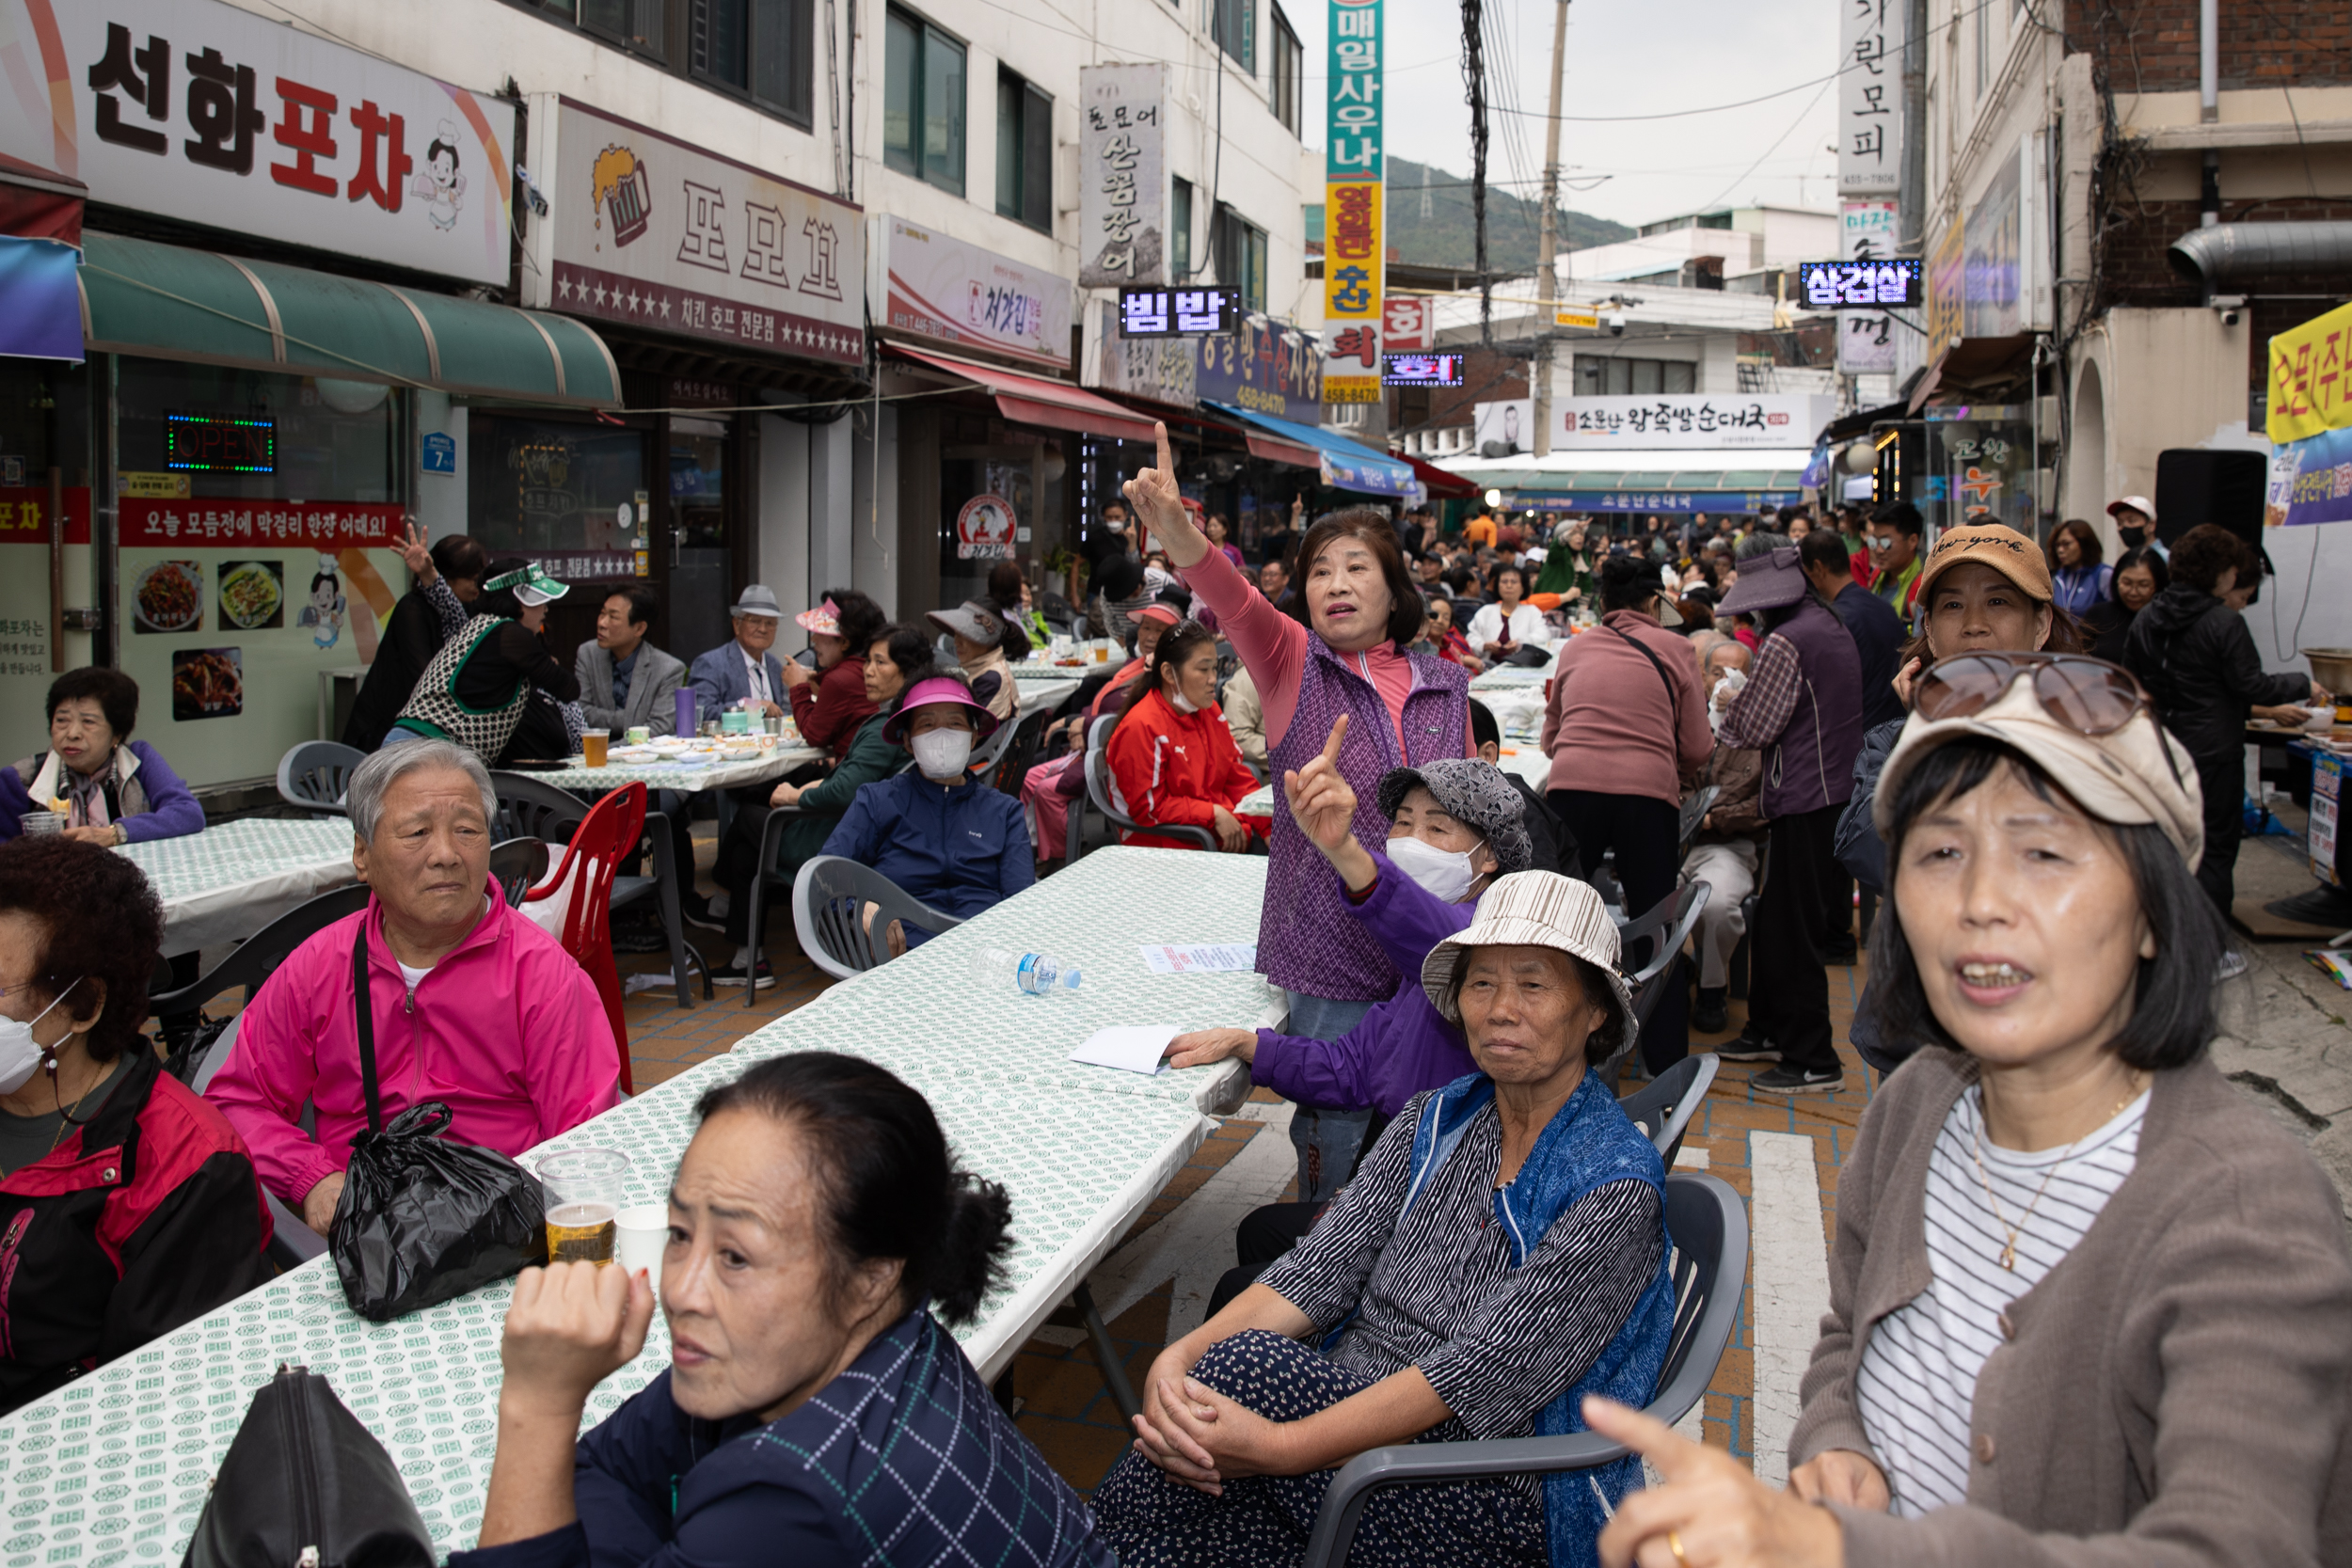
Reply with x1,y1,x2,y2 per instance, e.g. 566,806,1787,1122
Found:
451,1052,1110,1568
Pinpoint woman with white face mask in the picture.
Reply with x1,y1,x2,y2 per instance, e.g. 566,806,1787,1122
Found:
1165,735,1536,1310
816,674,1033,958
1104,620,1264,853
0,836,268,1415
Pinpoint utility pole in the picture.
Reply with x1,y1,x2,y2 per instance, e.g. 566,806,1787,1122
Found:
1531,0,1569,458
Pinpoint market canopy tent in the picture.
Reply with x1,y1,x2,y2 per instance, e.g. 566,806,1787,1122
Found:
1202,401,1419,498
76,231,621,407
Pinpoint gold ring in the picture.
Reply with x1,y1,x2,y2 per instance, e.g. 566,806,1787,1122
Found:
1667,1529,1689,1566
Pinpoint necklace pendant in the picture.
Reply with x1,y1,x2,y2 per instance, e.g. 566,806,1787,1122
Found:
1998,1242,2016,1271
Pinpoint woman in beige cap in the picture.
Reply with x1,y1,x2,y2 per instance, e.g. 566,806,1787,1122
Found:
1586,656,2352,1568
1094,871,1672,1568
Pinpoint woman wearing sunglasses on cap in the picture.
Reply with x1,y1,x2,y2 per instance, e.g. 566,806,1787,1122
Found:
1581,651,2352,1568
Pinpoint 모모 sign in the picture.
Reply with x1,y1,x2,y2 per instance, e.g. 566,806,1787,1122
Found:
1078,63,1166,289
0,0,516,285
1323,0,1384,404
521,96,864,365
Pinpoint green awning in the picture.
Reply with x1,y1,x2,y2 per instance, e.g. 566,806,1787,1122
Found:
75,230,620,407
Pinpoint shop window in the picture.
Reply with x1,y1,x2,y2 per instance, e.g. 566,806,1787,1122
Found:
884,7,966,196
117,361,397,502
1212,203,1266,313
1270,6,1302,135
580,0,666,57
466,416,649,575
1574,356,1697,396
995,70,1053,233
1211,0,1254,72
1171,179,1194,280
691,0,813,125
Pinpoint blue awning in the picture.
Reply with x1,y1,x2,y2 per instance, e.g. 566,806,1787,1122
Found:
1204,400,1417,498
0,238,83,362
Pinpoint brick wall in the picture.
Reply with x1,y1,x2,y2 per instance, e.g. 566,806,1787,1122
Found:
1427,347,1528,429
2095,194,2352,388
2063,0,2352,90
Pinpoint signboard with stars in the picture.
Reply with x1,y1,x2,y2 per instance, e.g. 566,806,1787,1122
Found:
521,95,865,367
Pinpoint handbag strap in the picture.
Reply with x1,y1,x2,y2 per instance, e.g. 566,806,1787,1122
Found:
1607,623,1682,731
352,927,384,1136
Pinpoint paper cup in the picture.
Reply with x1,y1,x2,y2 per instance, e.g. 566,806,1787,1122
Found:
625,726,651,745
614,1203,669,1291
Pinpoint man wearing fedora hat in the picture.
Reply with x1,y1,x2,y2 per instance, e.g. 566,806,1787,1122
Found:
686,586,789,728
1713,545,1866,1093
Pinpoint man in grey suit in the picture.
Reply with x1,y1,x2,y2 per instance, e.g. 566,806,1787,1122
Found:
576,583,688,736
686,585,789,727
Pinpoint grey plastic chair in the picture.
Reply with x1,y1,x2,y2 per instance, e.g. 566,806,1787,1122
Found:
151,882,373,1071
277,740,365,816
965,707,1025,778
1617,1053,1720,1170
187,1021,330,1273
489,838,549,907
1676,784,1721,863
788,855,963,982
1299,1172,1750,1568
1621,880,1710,1036
1082,714,1218,852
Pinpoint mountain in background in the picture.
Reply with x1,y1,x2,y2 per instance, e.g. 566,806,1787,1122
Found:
1381,157,1634,272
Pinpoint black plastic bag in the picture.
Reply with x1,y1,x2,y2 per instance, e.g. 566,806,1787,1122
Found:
182,1364,435,1568
330,1101,547,1322
328,928,546,1322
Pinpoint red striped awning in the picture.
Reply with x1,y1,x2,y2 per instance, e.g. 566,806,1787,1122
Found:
892,345,1161,444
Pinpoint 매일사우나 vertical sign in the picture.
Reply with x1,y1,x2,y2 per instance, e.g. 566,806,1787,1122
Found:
1324,0,1383,404
1078,64,1166,289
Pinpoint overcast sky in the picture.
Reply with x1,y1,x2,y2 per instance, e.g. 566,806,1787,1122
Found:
1284,0,1845,230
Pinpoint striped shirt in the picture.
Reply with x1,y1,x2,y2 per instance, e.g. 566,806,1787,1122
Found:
1855,1084,2148,1516
1260,1090,1663,1500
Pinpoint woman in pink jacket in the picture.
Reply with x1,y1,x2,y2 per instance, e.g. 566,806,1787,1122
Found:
207,740,619,1233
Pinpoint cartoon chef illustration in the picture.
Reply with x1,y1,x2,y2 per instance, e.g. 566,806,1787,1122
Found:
297,553,346,650
410,121,468,232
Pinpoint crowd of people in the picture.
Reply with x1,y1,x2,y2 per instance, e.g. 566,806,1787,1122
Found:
0,431,2339,1568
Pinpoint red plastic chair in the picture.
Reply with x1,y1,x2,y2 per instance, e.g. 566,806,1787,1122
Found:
521,780,644,1094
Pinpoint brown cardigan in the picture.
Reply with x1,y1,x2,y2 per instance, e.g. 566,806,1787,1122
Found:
1791,1047,2352,1567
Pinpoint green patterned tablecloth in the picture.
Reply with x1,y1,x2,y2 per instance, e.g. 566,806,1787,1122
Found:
0,1065,1207,1561
735,846,1278,1116
115,817,358,957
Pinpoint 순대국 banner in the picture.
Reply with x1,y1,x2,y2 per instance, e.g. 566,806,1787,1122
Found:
1323,0,1383,404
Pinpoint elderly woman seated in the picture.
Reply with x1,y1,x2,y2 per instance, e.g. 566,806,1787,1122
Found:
450,1052,1111,1567
1095,870,1674,1568
0,836,268,1414
1105,619,1265,852
0,668,201,846
206,740,618,1234
1586,654,2352,1568
696,624,933,989
821,673,1033,956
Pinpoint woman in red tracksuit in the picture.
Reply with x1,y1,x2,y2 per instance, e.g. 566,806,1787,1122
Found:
1105,620,1265,853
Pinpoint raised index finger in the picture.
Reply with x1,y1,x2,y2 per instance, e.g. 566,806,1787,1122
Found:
1321,713,1349,768
1155,420,1174,477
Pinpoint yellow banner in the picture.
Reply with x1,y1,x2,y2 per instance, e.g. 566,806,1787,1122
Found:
1323,178,1383,401
1926,222,1963,360
2269,301,2352,445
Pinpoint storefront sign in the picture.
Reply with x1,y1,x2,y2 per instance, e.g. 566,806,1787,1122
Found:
2268,300,2352,446
1197,314,1321,420
1926,222,1964,359
2266,425,2352,529
1552,394,1836,451
522,97,864,366
1836,200,1901,374
118,498,404,549
1473,399,1533,455
1383,297,1432,351
1078,63,1166,288
876,214,1072,372
421,431,456,474
1837,0,1903,196
955,495,1019,561
1,0,516,286
1323,0,1384,404
1962,145,2022,341
1083,298,1198,408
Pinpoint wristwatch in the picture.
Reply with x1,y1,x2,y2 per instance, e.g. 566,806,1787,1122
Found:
111,821,127,847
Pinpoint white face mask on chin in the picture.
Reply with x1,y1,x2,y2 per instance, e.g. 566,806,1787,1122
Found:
910,728,975,780
1386,833,1487,904
0,980,78,1096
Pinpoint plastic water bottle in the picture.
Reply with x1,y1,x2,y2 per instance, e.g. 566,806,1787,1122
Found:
972,947,1083,996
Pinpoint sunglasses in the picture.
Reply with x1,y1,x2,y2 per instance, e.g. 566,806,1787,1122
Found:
1914,652,2183,785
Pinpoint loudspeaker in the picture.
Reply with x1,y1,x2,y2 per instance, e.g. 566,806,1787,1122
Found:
2153,449,2266,546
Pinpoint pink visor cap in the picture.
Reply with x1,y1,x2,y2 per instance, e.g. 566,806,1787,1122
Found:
882,675,1002,744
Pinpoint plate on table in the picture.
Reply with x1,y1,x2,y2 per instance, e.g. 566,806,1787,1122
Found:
610,747,661,765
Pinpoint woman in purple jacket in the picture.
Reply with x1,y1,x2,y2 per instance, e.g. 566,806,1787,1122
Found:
1165,731,1534,1308
0,668,201,846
